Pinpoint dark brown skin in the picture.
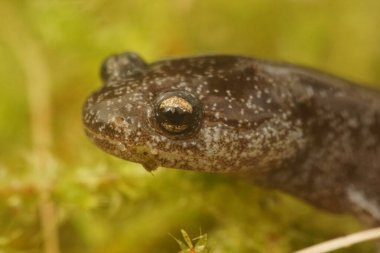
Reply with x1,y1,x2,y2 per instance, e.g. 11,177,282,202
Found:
83,52,380,225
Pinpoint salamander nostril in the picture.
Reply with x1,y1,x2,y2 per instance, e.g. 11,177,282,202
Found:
114,116,125,125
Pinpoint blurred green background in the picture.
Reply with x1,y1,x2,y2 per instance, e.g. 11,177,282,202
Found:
1,0,380,252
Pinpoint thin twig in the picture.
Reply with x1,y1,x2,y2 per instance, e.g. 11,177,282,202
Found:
294,227,380,253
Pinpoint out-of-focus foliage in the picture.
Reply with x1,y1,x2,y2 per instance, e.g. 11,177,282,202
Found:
0,0,379,252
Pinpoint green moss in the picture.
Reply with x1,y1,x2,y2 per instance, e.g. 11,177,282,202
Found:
0,0,379,252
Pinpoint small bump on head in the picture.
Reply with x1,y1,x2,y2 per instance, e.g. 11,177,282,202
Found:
100,52,148,82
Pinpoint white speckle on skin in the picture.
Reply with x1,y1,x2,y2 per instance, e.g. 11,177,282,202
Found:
116,142,126,151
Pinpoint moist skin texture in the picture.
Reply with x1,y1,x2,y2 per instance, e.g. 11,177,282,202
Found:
83,52,380,225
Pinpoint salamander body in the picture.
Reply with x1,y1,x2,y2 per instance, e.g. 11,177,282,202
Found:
83,52,380,224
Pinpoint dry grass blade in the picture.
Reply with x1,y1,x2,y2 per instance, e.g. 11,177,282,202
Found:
294,227,380,253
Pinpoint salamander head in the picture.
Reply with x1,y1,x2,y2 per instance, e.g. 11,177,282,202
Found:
83,52,304,173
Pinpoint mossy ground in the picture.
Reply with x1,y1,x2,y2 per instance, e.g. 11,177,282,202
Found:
1,1,380,252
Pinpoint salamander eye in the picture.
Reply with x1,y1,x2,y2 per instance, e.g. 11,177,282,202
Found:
154,91,202,136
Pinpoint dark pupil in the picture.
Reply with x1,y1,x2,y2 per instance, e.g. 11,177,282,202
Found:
160,107,189,125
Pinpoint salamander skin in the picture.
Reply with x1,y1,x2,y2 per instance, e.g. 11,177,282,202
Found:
83,52,380,225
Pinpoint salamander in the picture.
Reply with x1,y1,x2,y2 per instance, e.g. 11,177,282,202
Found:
82,52,380,225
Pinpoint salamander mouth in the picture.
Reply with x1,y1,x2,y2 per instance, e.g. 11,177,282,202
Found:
84,126,128,154
83,126,159,171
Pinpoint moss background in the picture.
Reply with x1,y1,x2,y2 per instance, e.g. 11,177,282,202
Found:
1,0,380,252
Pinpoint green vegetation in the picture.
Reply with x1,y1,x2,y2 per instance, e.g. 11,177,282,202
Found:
172,230,210,253
0,0,379,252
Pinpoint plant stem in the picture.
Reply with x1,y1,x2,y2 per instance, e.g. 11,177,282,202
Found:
295,227,380,253
0,2,60,253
